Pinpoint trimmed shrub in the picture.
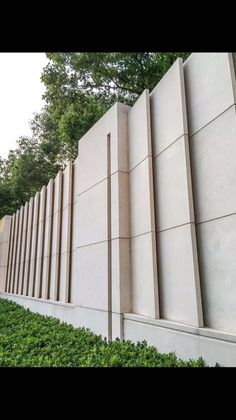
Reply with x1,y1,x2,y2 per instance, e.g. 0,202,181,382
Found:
0,298,208,367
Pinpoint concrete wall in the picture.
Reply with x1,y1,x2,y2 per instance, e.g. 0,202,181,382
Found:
1,53,236,365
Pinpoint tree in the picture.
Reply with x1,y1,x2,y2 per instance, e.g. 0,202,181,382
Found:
33,52,190,163
0,136,60,218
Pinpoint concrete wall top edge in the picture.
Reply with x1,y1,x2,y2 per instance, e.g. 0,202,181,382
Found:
184,53,236,136
78,101,130,148
150,57,182,97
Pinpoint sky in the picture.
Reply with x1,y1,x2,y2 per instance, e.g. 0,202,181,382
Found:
0,53,49,159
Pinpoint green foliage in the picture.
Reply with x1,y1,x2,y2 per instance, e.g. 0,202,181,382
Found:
0,298,209,367
0,137,60,219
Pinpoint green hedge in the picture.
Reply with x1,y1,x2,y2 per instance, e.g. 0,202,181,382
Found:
0,298,208,367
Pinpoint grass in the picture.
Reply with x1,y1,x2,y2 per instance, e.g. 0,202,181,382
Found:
0,298,209,367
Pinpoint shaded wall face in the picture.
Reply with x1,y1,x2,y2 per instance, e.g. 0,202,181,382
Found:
1,53,236,336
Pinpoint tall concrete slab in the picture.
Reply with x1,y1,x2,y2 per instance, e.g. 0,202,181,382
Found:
110,104,131,338
10,210,20,294
150,58,203,327
184,53,236,136
18,203,29,294
34,186,46,298
184,53,236,332
14,206,24,293
70,158,79,304
41,179,54,299
23,197,34,295
128,89,159,318
49,171,63,301
71,103,131,338
59,162,73,302
6,213,15,293
0,216,12,292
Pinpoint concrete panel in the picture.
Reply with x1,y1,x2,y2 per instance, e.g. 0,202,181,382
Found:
70,248,78,304
2,215,12,244
123,315,236,367
58,251,68,302
41,179,54,299
0,267,7,291
51,206,59,258
77,119,108,195
78,103,129,179
128,89,152,170
131,232,159,318
49,253,57,301
77,241,108,311
128,89,159,319
111,171,129,239
197,214,236,333
158,224,203,327
14,206,24,294
0,216,11,292
5,214,15,293
72,199,79,251
112,313,124,340
35,186,46,298
73,157,79,204
150,58,188,156
190,106,236,223
23,197,34,296
110,103,130,174
50,171,63,301
77,180,108,247
130,157,156,237
62,163,72,207
0,243,2,267
0,238,9,267
10,210,20,294
45,180,54,299
184,53,236,136
153,136,195,231
61,205,72,253
111,238,131,313
18,203,28,295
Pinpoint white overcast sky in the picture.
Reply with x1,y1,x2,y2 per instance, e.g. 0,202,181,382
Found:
0,53,49,159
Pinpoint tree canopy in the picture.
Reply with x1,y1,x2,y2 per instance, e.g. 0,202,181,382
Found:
0,52,190,219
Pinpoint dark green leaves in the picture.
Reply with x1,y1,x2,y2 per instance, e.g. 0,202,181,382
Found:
0,298,207,367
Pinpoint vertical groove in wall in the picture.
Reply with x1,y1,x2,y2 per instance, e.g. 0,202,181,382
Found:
54,171,63,301
25,199,34,296
65,162,73,304
32,194,40,297
37,187,47,298
19,203,29,295
45,180,54,300
107,133,112,341
11,210,20,294
16,207,24,294
5,216,13,292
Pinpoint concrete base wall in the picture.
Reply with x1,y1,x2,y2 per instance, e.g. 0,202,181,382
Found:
123,314,236,367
